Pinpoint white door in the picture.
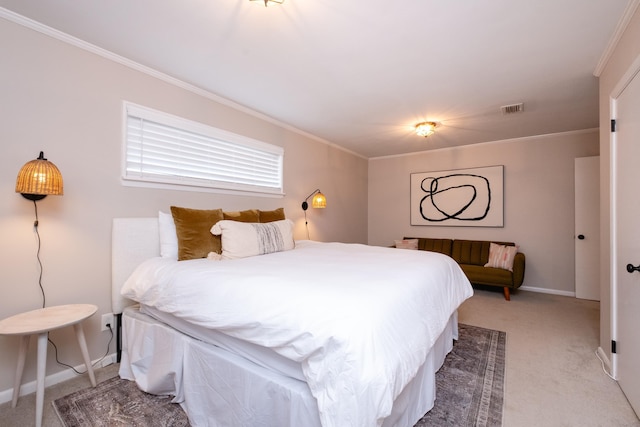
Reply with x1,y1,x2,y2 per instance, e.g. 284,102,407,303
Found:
614,68,640,416
575,157,600,300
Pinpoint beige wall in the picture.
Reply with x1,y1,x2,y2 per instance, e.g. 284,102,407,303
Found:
368,131,599,294
597,6,640,368
0,17,367,397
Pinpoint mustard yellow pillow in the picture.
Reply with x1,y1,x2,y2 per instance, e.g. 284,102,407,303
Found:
170,206,224,260
223,209,260,223
258,208,286,223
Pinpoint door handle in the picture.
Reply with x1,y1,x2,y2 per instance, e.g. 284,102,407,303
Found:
626,264,640,273
577,234,585,240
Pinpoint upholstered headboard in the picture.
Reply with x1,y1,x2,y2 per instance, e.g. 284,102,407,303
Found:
111,218,160,314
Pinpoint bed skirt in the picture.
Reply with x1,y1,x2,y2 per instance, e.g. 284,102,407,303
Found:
119,306,458,427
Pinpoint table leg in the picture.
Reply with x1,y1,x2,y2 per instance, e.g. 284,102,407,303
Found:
11,335,30,408
35,332,48,427
73,323,96,387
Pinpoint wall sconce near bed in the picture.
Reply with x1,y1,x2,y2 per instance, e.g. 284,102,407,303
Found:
301,189,327,211
16,151,64,201
301,189,326,240
15,151,64,307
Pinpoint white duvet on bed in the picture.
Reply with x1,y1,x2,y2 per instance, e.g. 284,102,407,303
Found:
121,240,473,427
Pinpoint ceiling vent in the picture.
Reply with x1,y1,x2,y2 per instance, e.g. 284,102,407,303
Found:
500,103,524,115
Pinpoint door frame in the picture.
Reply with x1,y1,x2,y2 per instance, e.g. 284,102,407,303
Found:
610,52,640,378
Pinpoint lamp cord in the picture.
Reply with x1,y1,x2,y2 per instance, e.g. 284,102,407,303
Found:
31,201,114,372
32,200,46,309
304,210,311,240
48,326,114,375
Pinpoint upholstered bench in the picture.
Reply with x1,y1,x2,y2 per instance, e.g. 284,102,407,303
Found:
400,237,525,300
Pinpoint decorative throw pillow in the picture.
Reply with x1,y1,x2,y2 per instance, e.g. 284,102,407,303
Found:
394,239,419,250
170,206,225,261
258,208,286,223
485,242,519,272
158,211,178,259
223,209,260,223
211,219,295,259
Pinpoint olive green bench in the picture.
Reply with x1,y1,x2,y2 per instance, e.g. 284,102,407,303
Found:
403,237,525,301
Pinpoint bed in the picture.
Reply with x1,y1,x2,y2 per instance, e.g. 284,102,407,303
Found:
111,215,473,427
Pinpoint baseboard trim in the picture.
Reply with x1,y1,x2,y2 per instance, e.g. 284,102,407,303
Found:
0,352,117,405
519,285,576,297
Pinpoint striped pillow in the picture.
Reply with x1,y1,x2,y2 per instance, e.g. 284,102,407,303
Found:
484,242,519,272
211,219,295,260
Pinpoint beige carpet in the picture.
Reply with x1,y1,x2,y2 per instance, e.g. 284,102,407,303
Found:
460,289,639,427
1,289,638,426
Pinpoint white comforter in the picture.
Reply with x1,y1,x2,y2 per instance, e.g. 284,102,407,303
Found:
122,241,473,427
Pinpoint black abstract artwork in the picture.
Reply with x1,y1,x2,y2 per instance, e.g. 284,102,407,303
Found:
410,166,504,227
419,173,490,222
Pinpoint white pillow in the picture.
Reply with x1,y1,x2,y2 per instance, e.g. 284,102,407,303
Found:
394,239,419,250
484,242,519,272
211,219,295,260
158,211,178,259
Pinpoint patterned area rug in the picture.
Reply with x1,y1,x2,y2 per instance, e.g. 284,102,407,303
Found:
53,323,505,427
416,324,506,426
53,377,189,427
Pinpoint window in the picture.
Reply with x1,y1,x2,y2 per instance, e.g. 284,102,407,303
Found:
123,103,284,196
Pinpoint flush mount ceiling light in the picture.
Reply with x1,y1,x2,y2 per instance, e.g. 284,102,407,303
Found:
415,122,437,137
250,0,284,6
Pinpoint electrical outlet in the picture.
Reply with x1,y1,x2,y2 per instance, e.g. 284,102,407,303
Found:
101,313,114,332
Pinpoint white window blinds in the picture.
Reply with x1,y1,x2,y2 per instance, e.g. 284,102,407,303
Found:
123,103,284,195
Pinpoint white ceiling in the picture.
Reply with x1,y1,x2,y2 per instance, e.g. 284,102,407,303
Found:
0,0,633,157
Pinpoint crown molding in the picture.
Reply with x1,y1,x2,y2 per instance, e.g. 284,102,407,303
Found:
593,0,640,77
0,7,366,160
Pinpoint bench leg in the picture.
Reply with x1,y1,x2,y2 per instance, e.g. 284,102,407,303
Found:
503,287,511,301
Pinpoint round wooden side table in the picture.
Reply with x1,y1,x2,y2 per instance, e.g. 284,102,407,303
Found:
0,304,98,427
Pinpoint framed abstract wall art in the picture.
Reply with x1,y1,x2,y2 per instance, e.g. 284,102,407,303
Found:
410,165,504,227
